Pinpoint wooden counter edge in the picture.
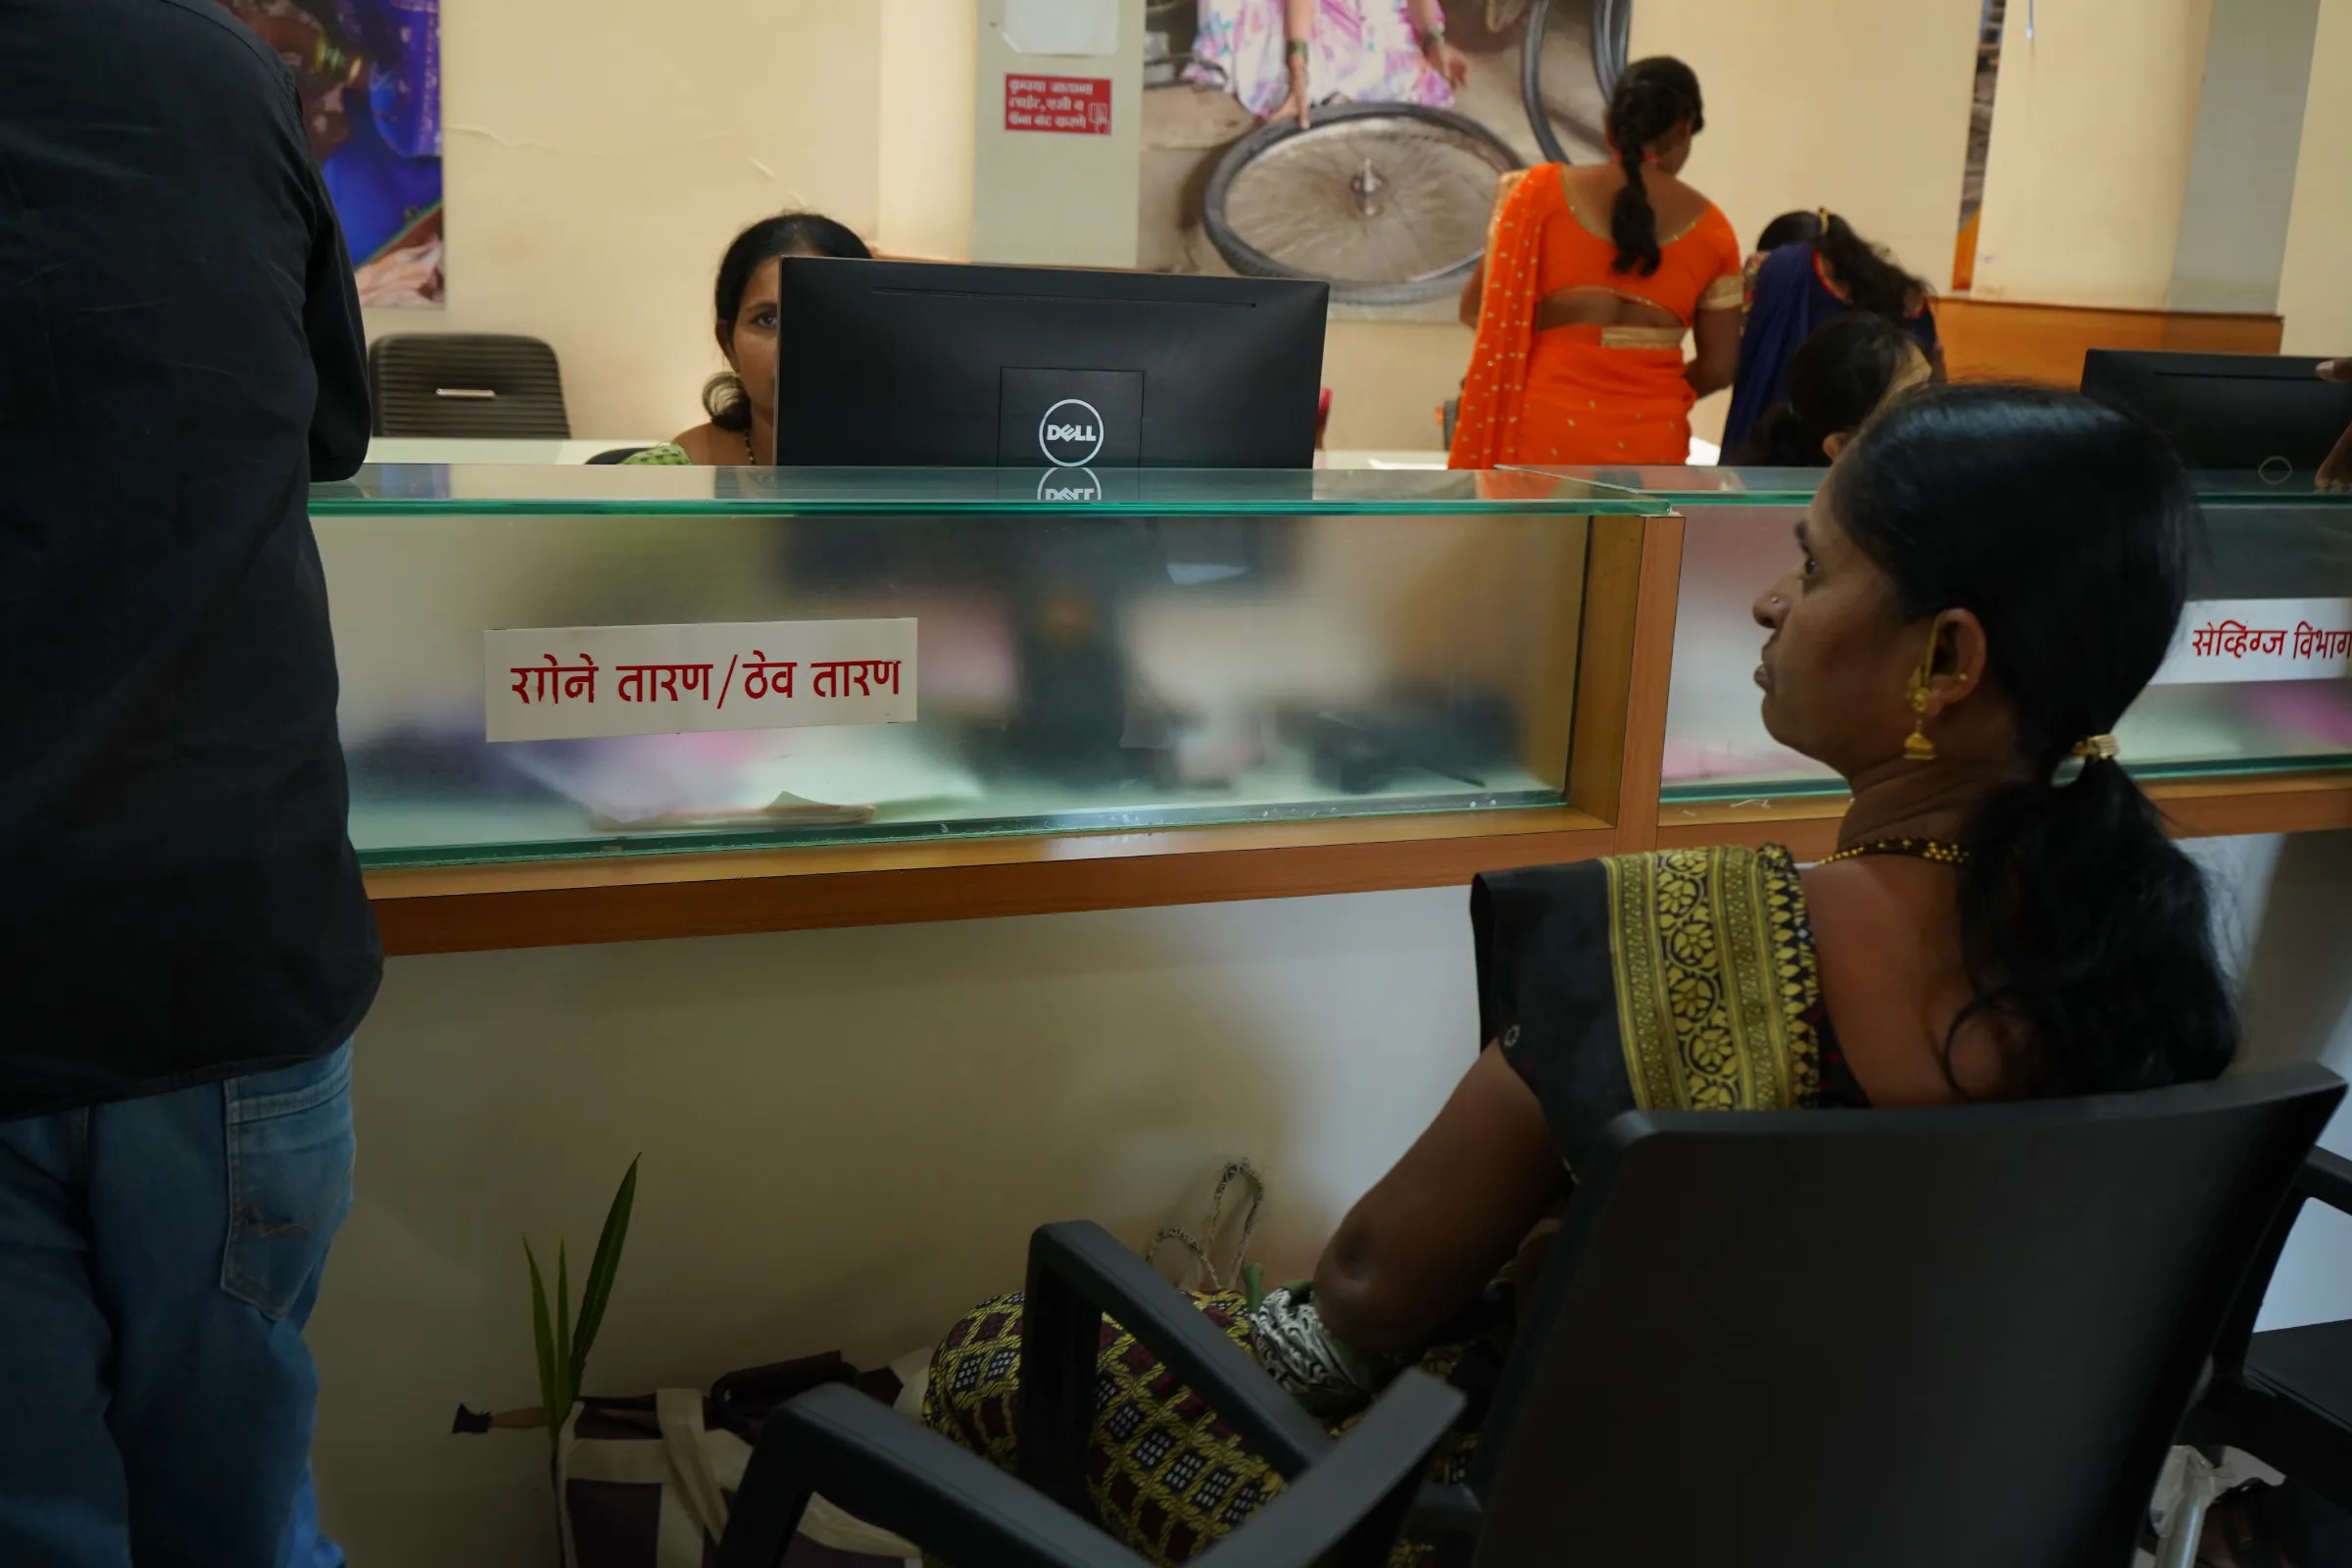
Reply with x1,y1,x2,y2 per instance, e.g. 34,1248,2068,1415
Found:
1655,770,2352,857
368,771,2352,955
367,808,1619,955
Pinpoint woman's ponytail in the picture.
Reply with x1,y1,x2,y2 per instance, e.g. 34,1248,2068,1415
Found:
1814,211,1931,326
1835,385,2238,1096
1950,751,2233,1096
1603,58,1703,278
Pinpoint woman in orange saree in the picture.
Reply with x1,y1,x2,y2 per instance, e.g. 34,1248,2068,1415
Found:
1448,57,1743,469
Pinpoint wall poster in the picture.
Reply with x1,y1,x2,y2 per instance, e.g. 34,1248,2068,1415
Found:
213,0,444,307
1140,0,1619,318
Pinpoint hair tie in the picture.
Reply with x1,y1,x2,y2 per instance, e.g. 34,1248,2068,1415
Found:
1816,207,1834,232
2071,734,2120,762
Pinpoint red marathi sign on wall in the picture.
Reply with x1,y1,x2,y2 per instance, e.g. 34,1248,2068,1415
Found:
1004,74,1112,135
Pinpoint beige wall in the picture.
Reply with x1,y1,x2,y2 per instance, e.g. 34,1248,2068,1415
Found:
879,0,981,261
1320,319,1472,452
366,0,889,443
1630,0,1982,291
1970,0,2216,309
2278,0,2352,353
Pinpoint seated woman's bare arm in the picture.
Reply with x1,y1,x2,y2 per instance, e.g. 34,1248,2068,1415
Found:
1686,306,1742,399
1458,257,1485,329
1311,1045,1567,1354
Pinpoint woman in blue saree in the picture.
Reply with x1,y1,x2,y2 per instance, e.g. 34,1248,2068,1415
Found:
1724,209,1941,458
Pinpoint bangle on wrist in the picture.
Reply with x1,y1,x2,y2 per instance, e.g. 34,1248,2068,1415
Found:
1286,38,1309,63
1416,24,1446,51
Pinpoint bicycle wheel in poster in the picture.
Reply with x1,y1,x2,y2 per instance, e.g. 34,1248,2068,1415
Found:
1520,0,1624,167
1202,101,1521,307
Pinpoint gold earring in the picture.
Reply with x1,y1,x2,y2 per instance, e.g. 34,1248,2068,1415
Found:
1903,622,1940,762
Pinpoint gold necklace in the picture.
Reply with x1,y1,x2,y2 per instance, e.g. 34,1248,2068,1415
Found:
742,427,757,464
1819,837,1969,867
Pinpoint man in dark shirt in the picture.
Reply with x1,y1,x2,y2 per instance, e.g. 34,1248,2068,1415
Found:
0,0,381,1560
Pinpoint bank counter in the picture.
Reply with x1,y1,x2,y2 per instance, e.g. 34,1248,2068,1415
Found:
318,465,2352,955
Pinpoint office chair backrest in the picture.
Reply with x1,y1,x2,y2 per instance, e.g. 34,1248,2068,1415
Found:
368,332,570,438
1469,1066,2344,1568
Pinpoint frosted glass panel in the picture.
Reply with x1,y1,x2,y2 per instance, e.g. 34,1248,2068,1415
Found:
322,490,1601,865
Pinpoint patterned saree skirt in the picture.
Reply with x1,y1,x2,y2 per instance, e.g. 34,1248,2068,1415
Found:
921,1286,1503,1565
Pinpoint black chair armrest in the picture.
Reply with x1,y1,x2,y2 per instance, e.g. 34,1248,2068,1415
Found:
1196,1371,1467,1568
2296,1147,2352,1214
1020,1221,1337,1521
2205,1145,2352,1378
715,1382,1138,1568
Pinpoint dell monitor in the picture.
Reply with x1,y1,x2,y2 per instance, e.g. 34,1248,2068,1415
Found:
2081,350,2352,474
770,259,1328,468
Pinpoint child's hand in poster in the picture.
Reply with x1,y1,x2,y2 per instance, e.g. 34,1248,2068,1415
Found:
1424,34,1470,88
1273,52,1312,129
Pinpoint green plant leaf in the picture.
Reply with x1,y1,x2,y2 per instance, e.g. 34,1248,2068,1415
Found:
569,1154,639,1388
524,1237,559,1456
555,1240,574,1426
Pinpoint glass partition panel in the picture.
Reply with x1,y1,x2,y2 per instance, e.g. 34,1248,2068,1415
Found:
1662,485,2352,804
1661,504,1839,801
314,463,1656,516
1516,465,2352,512
323,467,1645,867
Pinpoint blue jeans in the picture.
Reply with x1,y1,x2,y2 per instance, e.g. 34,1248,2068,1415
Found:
0,1044,354,1568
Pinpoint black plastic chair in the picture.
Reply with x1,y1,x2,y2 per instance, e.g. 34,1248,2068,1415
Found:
2178,1144,2352,1512
1014,1068,2338,1568
367,332,570,438
1429,1069,2328,1568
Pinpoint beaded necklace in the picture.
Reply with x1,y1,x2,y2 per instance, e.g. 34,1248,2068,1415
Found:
1818,837,1969,867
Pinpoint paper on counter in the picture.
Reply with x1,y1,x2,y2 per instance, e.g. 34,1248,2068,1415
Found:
1004,0,1118,56
503,726,983,828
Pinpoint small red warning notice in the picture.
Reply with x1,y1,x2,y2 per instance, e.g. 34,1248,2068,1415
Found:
1004,74,1112,135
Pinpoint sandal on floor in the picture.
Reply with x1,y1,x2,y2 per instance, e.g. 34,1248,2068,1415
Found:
2199,1480,2297,1568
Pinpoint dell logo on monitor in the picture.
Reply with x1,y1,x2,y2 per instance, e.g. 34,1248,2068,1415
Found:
1038,398,1106,466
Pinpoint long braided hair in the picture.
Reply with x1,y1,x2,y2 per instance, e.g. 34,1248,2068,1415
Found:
1604,57,1705,277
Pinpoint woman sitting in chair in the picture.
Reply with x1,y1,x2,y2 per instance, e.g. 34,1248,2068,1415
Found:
623,211,871,466
926,384,2238,1563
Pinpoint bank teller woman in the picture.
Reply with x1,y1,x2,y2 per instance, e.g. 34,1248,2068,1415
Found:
624,212,872,466
924,385,2240,1563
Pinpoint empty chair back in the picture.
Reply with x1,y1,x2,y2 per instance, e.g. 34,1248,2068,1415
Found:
1469,1067,2343,1568
368,332,569,438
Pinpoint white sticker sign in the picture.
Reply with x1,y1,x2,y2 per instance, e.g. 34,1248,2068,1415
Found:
2150,599,2352,686
485,618,916,742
